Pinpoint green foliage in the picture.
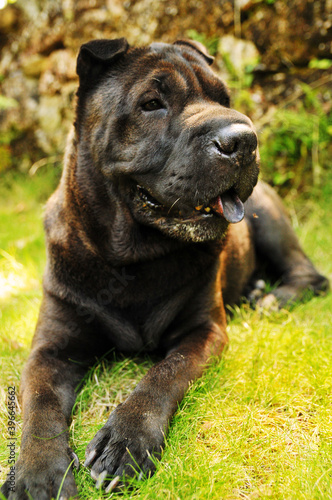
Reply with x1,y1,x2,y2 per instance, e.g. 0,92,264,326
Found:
259,85,332,190
221,52,257,90
309,59,332,70
0,126,21,173
0,144,12,172
0,95,18,110
0,93,20,171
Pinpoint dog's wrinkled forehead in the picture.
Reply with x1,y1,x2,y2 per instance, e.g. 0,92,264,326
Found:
149,40,214,67
148,42,192,62
76,38,230,110
149,42,173,54
140,42,230,107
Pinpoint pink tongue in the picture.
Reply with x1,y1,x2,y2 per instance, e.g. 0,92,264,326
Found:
210,192,244,223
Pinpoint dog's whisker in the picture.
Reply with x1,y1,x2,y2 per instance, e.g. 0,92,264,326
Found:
168,197,181,215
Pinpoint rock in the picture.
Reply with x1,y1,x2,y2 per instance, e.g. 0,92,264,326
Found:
106,0,125,21
0,0,331,168
242,0,332,68
38,50,77,94
0,5,21,32
21,54,50,78
37,96,62,134
0,70,39,129
218,35,260,76
36,95,65,153
49,49,77,80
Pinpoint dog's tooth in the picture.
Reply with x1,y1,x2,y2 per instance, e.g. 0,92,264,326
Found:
195,205,203,211
204,207,211,213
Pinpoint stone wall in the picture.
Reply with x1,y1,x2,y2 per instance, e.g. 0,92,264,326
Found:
0,0,331,171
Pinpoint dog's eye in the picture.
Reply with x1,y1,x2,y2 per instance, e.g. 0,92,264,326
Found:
142,99,164,111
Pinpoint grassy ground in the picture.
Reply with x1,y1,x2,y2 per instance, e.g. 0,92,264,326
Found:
0,167,331,499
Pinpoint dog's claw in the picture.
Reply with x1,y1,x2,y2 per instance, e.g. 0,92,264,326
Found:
84,449,97,467
95,470,108,489
70,450,80,471
90,468,99,481
105,475,121,493
257,293,279,312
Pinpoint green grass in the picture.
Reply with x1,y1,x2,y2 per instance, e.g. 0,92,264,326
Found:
0,167,331,499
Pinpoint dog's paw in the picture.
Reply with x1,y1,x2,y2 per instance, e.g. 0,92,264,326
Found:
256,292,279,312
246,279,267,305
84,403,164,492
247,280,290,311
257,285,305,311
1,448,79,500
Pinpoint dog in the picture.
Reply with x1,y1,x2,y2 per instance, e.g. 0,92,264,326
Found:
1,38,328,499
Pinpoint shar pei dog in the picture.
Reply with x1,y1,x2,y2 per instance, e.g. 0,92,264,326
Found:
2,38,328,499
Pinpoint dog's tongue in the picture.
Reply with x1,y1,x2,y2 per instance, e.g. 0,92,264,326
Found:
210,191,244,223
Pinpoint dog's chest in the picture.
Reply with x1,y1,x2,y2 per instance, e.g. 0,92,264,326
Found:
99,249,219,352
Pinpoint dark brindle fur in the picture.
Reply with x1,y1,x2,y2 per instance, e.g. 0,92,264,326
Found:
1,38,328,499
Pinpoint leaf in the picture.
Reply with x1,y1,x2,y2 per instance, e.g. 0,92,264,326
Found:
0,95,19,110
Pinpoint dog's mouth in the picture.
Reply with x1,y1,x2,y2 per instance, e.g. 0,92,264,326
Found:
136,185,244,224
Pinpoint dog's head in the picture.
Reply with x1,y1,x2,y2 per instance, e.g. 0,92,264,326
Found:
75,38,260,242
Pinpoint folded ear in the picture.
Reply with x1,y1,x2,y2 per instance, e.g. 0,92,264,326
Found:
173,39,214,66
76,38,129,84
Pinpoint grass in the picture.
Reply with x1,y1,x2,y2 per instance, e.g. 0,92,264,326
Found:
0,166,331,499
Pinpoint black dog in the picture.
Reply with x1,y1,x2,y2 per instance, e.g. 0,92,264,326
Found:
1,38,328,499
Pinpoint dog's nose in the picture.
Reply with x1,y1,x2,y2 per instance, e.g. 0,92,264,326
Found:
212,123,258,158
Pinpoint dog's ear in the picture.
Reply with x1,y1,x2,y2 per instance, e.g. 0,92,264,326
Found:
77,38,129,84
173,39,214,66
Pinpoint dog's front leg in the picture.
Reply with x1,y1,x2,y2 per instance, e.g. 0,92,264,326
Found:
1,294,99,500
85,320,227,491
